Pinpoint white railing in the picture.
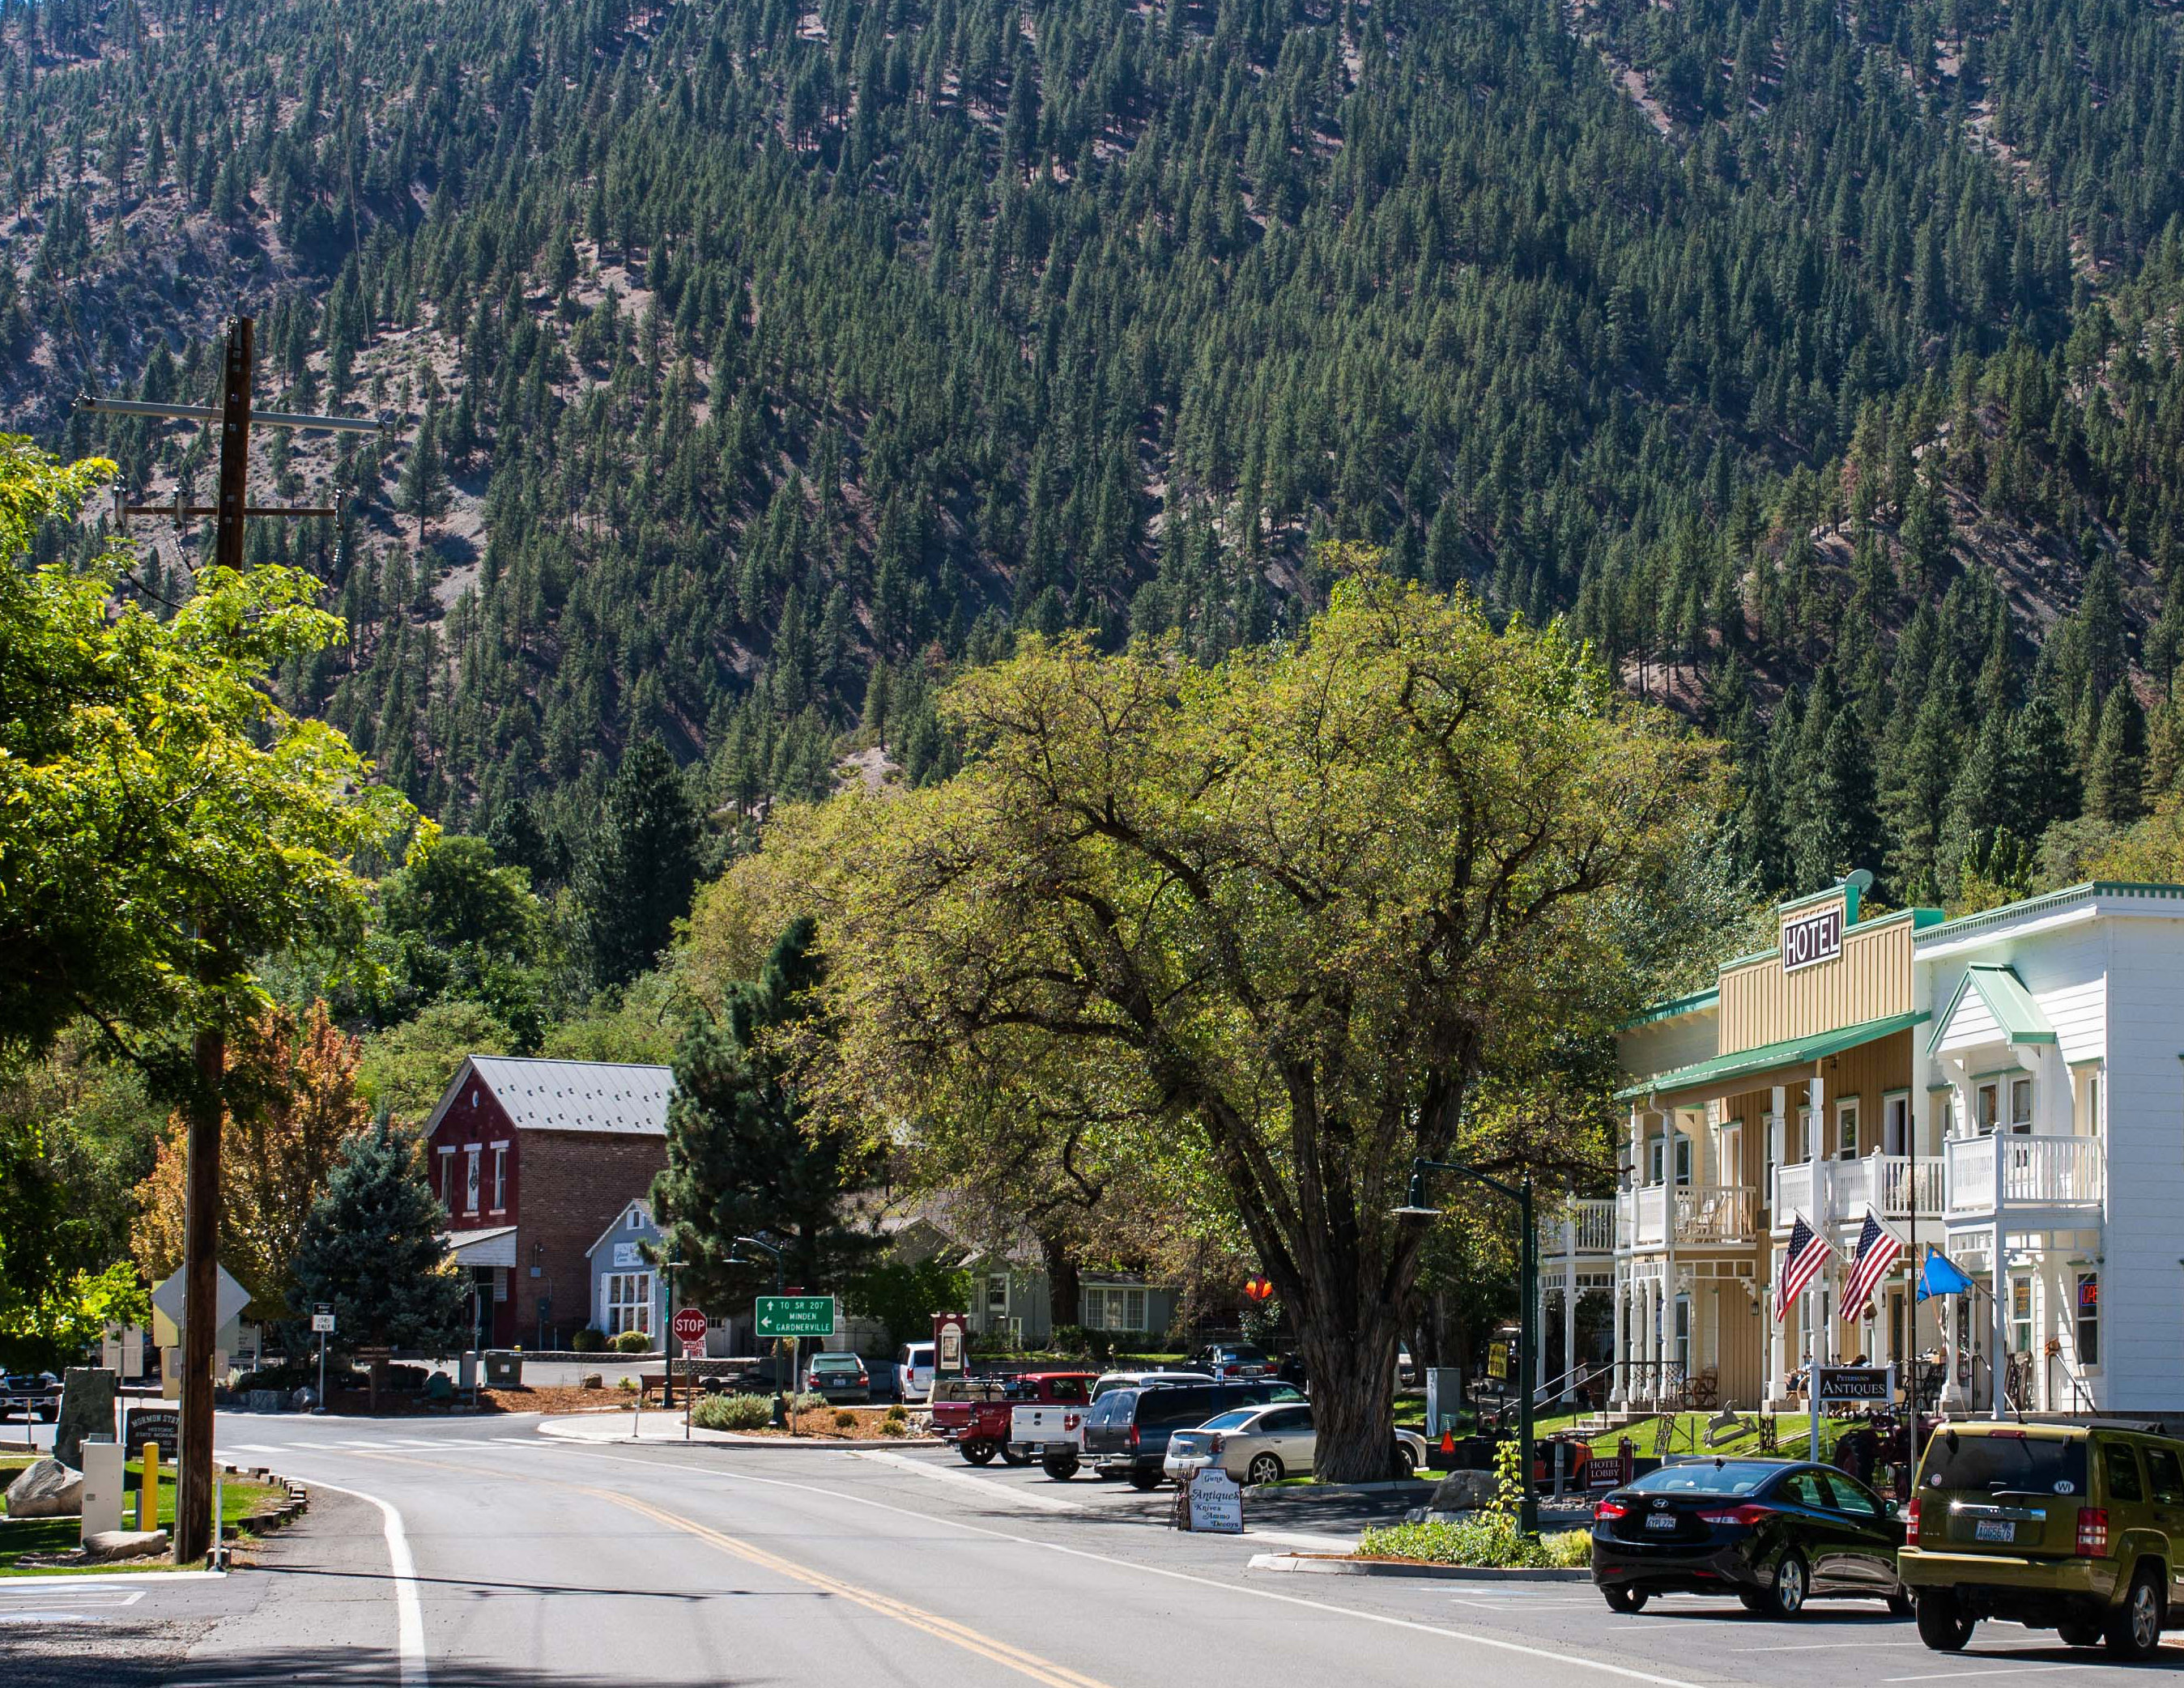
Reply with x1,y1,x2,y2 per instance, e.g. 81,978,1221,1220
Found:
1541,1197,1616,1256
1773,1154,1945,1230
1621,1184,1755,1248
1944,1134,2105,1218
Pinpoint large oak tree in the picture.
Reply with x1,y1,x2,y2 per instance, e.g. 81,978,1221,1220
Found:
747,563,1726,1478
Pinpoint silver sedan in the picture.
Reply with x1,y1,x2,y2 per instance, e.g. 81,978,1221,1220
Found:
1164,1402,1428,1486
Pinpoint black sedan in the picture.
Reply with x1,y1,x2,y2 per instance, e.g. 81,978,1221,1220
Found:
1592,1458,1911,1618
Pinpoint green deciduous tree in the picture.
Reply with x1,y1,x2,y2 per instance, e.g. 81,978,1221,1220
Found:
747,561,1722,1479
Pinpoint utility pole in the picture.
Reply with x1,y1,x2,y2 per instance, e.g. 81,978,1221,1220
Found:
81,317,385,1565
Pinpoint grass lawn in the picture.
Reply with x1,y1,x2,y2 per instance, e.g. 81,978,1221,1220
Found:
1,1450,286,1574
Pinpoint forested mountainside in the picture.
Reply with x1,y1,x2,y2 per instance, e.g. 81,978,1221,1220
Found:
9,0,2184,907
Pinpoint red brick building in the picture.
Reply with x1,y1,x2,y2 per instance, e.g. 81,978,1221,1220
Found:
424,1057,675,1349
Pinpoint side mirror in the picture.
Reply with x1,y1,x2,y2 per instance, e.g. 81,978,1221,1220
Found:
1884,1499,1901,1518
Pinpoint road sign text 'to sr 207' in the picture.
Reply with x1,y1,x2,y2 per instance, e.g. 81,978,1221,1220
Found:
756,1295,836,1337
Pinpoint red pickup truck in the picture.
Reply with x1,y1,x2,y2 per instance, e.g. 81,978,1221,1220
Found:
934,1371,1097,1466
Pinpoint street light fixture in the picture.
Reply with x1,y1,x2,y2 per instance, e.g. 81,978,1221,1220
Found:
1390,1155,1539,1538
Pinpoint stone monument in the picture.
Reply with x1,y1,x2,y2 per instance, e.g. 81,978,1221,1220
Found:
53,1367,118,1469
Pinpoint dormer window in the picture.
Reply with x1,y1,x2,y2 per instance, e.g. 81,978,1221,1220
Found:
628,1209,644,1231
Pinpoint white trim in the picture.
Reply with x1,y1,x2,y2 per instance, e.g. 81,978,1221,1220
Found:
582,1197,656,1261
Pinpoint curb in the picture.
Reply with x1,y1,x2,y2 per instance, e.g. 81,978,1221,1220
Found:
1248,1553,1591,1582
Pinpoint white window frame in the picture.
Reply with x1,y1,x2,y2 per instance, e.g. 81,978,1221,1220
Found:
627,1208,644,1231
2008,1273,2033,1354
986,1273,1010,1318
1080,1286,1149,1333
1883,1091,1910,1157
2075,1270,2100,1371
488,1142,508,1212
463,1146,481,1214
436,1146,455,1205
1975,1081,2000,1136
2008,1076,2034,1134
1835,1098,1860,1162
604,1271,654,1337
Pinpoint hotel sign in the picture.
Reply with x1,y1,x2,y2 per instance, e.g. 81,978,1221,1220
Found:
1782,902,1844,973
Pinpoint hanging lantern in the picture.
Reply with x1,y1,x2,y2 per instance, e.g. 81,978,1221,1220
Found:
1244,1275,1275,1303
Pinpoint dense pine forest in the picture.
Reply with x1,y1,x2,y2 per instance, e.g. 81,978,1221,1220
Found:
10,0,2184,912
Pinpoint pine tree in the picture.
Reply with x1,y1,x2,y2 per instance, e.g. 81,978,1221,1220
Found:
291,1117,468,1403
2007,691,2081,839
650,917,879,1311
2086,686,2149,827
573,736,702,988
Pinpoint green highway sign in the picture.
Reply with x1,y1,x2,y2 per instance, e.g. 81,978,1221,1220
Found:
756,1295,836,1337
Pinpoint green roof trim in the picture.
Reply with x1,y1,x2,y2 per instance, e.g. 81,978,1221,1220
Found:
1616,1010,1929,1102
1916,881,2184,946
1926,964,2057,1054
1618,988,1720,1030
1777,879,1862,922
1716,904,1939,975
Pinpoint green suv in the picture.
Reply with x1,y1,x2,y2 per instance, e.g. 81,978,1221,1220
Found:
1898,1420,2184,1660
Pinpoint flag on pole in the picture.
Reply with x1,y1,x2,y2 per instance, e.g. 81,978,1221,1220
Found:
1916,1244,1976,1303
1841,1208,1905,1321
1774,1214,1834,1321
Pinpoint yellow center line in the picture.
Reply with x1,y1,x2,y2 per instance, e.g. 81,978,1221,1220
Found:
327,1448,1116,1688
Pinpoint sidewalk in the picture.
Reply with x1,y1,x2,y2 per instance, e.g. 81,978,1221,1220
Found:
535,1410,943,1448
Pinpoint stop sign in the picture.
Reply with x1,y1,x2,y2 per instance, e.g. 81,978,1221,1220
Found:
671,1307,707,1346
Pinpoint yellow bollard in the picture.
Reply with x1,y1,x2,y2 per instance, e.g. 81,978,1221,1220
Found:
138,1442,160,1533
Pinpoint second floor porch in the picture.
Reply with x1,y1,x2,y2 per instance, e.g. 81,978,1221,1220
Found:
1770,1151,1944,1234
1614,1182,1758,1251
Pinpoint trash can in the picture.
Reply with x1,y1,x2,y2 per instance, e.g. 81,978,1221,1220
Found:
483,1350,522,1388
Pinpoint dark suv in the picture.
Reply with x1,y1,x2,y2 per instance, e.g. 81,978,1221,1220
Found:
1083,1380,1304,1489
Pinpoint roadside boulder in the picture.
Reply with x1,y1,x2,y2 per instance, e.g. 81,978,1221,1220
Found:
4,1458,83,1518
1426,1469,1498,1512
53,1368,117,1469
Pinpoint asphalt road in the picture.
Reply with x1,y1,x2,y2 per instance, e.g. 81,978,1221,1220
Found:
3,1412,2178,1687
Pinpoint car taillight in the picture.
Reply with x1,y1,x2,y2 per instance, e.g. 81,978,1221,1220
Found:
1905,1496,1922,1546
1063,1413,1079,1431
1209,1434,1225,1455
2076,1507,2109,1558
1128,1423,1140,1449
1697,1504,1772,1528
1594,1499,1627,1521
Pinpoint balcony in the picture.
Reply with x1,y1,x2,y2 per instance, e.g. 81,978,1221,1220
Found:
1617,1184,1756,1250
1540,1197,1616,1256
1772,1154,1946,1233
1943,1134,2105,1220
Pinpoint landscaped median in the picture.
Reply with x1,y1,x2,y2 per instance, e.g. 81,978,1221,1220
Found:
1,1450,296,1575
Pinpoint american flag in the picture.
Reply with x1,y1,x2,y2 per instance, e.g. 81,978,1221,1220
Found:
1841,1207,1905,1321
1774,1213,1833,1322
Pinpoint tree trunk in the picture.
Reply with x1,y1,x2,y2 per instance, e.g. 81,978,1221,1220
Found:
1295,1303,1403,1482
1037,1231,1079,1339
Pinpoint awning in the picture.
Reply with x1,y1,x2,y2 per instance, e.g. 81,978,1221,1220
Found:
1926,964,2055,1054
1616,1010,1928,1102
442,1225,518,1268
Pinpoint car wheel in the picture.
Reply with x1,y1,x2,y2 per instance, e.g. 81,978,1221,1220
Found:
1915,1592,1974,1652
1246,1452,1284,1486
2104,1565,2165,1661
1766,1552,1808,1618
1887,1592,1914,1619
960,1439,997,1466
999,1445,1031,1467
1127,1469,1164,1491
1603,1585,1648,1614
1392,1440,1419,1478
1042,1457,1079,1481
2057,1618,2102,1648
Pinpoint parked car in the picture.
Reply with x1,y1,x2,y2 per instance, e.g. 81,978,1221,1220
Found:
0,1372,61,1423
943,1371,1096,1466
1162,1401,1428,1486
896,1341,936,1402
1092,1368,1211,1400
1192,1343,1273,1380
864,1357,901,1401
928,1375,1009,1444
1012,1397,1093,1478
1591,1458,1909,1618
1397,1345,1417,1387
803,1351,871,1403
1898,1420,2184,1660
726,1354,798,1394
1083,1380,1305,1489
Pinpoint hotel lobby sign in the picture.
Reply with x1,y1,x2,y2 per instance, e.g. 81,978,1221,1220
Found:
1781,901,1845,973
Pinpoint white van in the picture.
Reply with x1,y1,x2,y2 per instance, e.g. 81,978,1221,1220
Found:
897,1341,937,1402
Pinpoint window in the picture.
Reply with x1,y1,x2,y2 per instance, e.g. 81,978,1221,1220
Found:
1675,1134,1692,1185
1836,1099,1860,1161
2145,1446,2184,1505
2075,1272,2100,1368
627,1209,644,1231
1780,1470,1828,1508
489,1145,506,1211
1830,1475,1881,1518
2099,1439,2145,1504
463,1146,481,1214
1975,1082,1999,1135
604,1271,653,1337
1673,1295,1691,1371
2084,1071,2101,1136
2009,1077,2033,1134
1884,1093,1910,1157
1796,1106,1811,1162
1082,1286,1149,1332
436,1146,454,1205
986,1273,1011,1316
2009,1276,2033,1354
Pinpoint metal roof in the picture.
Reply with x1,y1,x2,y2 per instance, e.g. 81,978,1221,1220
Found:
443,1225,519,1267
1616,1010,1929,1103
1926,964,2056,1053
463,1057,675,1135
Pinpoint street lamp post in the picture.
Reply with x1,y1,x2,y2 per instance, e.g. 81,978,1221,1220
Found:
1392,1156,1538,1538
659,1250,685,1411
729,1236,790,1428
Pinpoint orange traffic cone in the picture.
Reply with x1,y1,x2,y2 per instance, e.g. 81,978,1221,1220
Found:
1439,1427,1456,1456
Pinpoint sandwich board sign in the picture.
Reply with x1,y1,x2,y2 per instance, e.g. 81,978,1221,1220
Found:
1178,1467,1244,1533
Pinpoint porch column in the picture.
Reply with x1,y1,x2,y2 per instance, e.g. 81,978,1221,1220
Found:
1608,1275,1626,1406
1766,1247,1785,1406
1562,1278,1578,1405
1991,1113,2008,1421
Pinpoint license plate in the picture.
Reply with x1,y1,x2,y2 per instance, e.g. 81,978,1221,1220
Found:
1645,1513,1678,1531
1973,1520,2014,1543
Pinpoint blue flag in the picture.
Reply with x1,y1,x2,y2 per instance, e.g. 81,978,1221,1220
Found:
1916,1244,1975,1302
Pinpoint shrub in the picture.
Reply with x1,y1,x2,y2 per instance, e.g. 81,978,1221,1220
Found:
1354,1439,1589,1569
791,1390,829,1413
832,1409,858,1431
692,1392,773,1431
1048,1324,1120,1363
615,1375,638,1392
570,1327,607,1354
611,1329,652,1354
878,1415,909,1437
883,1402,908,1422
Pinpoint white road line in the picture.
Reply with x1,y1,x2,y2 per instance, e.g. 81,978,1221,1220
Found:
851,1449,1088,1513
1750,1640,1927,1652
302,1477,428,1688
545,1447,1717,1688
1884,1666,2109,1684
220,1443,284,1453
